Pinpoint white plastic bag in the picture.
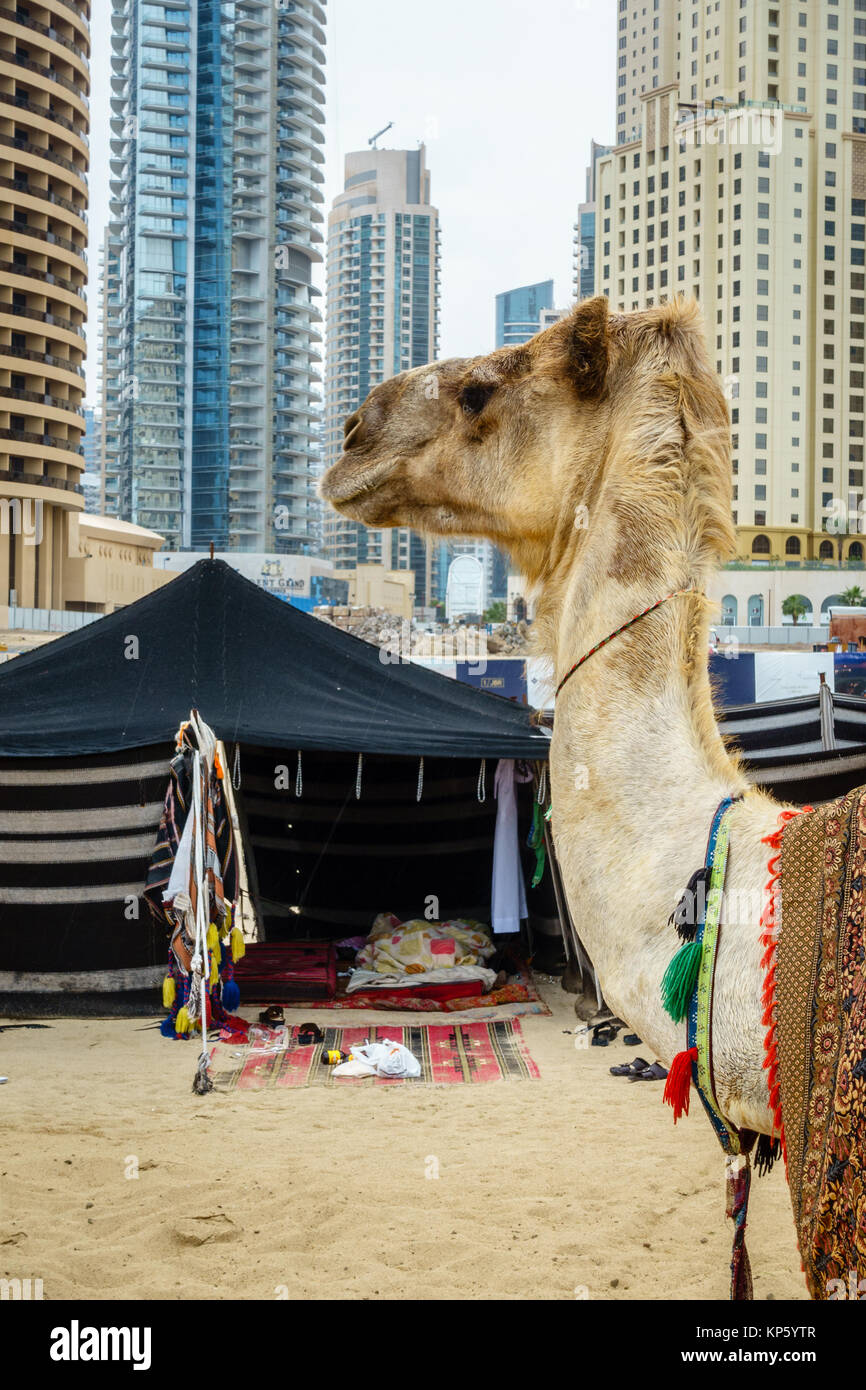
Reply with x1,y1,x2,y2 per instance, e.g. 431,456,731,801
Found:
376,1038,421,1078
334,1038,421,1079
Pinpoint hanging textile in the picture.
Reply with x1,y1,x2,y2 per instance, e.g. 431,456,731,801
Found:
492,760,529,935
144,711,243,1057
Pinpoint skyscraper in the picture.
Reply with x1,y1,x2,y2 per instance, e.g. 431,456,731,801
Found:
322,145,441,605
477,278,558,603
107,0,326,553
595,0,866,567
97,226,122,517
574,141,611,303
495,279,554,348
0,0,89,609
82,406,101,513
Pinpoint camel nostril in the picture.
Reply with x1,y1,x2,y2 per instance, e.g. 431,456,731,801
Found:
343,412,365,449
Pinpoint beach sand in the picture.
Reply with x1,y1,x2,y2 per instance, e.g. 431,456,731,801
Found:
0,979,806,1301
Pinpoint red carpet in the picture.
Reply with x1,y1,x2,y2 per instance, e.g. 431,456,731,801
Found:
214,1020,541,1090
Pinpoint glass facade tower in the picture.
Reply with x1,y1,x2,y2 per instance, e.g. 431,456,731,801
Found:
574,141,611,303
495,279,554,349
107,0,326,551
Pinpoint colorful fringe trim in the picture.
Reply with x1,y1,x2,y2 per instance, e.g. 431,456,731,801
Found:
759,806,811,1174
160,936,245,1041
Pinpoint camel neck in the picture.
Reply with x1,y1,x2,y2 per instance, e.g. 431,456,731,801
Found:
544,571,748,975
551,575,743,807
554,586,695,699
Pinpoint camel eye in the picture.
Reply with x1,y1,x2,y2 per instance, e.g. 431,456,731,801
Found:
459,383,494,417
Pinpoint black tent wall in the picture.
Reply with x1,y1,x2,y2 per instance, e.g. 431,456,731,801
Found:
0,744,170,1014
236,747,540,939
0,742,546,1016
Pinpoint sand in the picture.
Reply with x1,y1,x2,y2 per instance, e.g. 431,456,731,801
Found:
0,979,807,1301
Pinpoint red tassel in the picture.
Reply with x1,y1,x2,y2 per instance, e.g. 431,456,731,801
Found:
664,1046,698,1123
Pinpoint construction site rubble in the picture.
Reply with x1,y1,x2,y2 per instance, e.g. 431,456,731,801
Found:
312,606,532,657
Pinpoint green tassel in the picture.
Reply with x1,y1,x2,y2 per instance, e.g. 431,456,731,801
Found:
661,940,703,1022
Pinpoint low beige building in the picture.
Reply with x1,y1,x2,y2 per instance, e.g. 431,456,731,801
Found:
65,514,171,613
0,513,171,647
707,565,860,631
333,563,415,620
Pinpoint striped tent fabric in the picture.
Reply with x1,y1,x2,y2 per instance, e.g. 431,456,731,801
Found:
0,744,171,1012
719,694,866,803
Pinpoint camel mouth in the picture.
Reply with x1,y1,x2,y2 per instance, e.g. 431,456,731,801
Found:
319,457,395,508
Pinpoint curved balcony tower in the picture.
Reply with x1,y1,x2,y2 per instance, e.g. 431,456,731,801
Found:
0,0,90,608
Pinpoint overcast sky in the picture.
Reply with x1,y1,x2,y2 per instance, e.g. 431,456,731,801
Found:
86,0,616,401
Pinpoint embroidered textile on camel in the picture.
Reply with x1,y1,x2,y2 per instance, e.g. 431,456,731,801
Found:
770,788,866,1299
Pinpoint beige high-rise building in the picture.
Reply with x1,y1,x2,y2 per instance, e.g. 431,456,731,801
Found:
322,146,442,606
596,0,866,567
0,0,90,608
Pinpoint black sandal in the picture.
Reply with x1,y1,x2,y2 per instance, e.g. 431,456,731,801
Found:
591,1023,620,1047
629,1061,669,1082
297,1021,324,1046
258,1006,286,1028
609,1056,650,1076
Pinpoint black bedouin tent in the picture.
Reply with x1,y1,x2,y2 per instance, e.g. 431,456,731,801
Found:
0,560,552,1012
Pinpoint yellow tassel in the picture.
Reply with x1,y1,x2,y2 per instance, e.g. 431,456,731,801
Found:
162,975,176,1009
207,922,219,953
230,926,246,962
209,952,219,987
225,903,232,931
175,1006,190,1035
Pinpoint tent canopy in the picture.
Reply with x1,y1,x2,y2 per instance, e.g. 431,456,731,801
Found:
0,559,550,760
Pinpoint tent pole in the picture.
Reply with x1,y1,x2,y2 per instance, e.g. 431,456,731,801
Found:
540,812,580,982
532,762,579,977
538,784,594,991
529,764,568,961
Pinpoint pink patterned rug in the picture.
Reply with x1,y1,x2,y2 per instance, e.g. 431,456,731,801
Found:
213,1020,541,1090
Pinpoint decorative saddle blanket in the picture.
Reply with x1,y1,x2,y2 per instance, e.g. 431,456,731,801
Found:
769,788,866,1299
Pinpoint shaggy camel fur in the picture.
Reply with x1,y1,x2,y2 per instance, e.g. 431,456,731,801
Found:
321,295,790,1136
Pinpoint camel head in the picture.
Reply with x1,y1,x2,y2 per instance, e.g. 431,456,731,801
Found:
320,296,734,590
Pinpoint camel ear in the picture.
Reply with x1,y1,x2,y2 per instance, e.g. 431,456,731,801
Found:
564,296,610,398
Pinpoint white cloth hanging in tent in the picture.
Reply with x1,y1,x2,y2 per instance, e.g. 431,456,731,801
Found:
492,759,529,934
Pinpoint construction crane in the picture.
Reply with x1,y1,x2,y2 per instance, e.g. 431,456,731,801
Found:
368,121,393,149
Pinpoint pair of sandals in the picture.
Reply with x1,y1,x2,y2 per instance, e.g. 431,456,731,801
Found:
609,1056,669,1082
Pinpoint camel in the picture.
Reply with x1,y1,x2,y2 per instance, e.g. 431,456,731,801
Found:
320,295,788,1138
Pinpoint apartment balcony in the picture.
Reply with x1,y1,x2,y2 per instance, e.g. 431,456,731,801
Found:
235,74,267,96
230,345,265,364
